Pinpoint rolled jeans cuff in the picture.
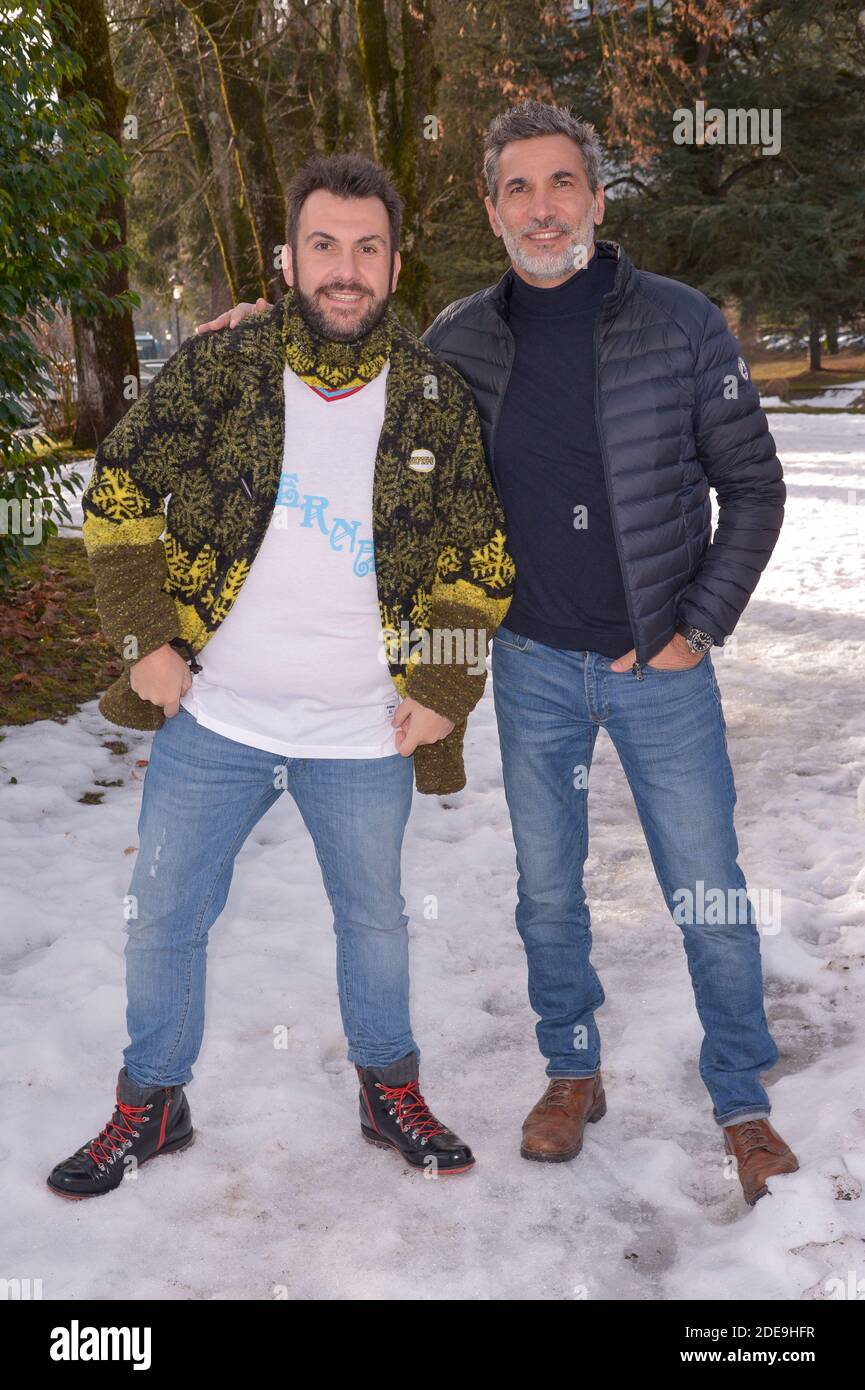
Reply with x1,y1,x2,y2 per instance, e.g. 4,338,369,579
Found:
716,1108,770,1127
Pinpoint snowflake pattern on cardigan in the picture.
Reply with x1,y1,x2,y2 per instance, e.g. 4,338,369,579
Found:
81,292,515,794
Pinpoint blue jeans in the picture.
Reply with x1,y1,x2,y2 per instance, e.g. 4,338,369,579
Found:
123,706,417,1087
491,626,779,1127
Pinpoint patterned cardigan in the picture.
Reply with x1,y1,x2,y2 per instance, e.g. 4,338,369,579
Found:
81,298,515,795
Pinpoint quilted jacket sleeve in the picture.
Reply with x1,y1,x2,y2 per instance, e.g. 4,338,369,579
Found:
675,301,786,644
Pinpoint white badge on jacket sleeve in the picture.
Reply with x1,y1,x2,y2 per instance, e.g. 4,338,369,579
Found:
737,355,750,381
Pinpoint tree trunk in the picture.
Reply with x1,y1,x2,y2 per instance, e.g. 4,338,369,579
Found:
354,0,439,328
826,316,839,355
208,241,231,319
145,2,262,301
734,299,760,358
320,0,343,154
58,0,139,449
180,1,287,299
354,0,399,167
395,0,440,327
808,313,822,372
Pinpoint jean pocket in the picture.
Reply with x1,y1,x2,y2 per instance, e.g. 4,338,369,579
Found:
493,625,532,652
643,652,708,675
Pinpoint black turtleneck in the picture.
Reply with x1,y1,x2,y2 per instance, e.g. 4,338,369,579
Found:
494,249,634,657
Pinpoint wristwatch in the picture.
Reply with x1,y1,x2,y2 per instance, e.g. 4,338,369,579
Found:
676,622,715,655
169,637,203,673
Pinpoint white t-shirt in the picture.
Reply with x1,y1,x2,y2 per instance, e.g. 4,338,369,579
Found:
179,362,400,757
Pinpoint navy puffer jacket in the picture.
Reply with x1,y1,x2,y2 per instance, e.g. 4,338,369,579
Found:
422,240,785,666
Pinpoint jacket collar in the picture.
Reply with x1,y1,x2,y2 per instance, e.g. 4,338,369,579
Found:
486,239,634,320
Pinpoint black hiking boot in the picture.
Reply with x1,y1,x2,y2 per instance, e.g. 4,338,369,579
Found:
357,1052,475,1175
46,1066,194,1199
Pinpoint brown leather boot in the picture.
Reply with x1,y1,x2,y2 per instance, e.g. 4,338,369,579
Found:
520,1072,607,1162
723,1118,799,1205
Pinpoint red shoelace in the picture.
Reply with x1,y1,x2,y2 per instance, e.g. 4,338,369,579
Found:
86,1097,149,1166
377,1079,447,1141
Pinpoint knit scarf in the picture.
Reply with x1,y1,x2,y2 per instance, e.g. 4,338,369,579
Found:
281,285,395,401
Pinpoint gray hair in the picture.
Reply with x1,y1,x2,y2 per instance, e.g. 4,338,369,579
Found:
483,100,603,205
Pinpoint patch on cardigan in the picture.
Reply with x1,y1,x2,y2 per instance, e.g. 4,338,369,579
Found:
408,448,435,473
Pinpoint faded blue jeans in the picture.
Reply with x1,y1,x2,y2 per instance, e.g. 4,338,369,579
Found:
123,705,417,1087
491,626,779,1127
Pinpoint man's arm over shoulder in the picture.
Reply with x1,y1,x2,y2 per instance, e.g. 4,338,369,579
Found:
675,294,785,644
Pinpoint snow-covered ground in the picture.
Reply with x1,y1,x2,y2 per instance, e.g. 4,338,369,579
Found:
761,378,865,409
56,456,92,538
2,413,863,1301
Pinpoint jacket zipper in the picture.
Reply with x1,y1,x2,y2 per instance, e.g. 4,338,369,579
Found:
487,326,515,505
593,295,644,680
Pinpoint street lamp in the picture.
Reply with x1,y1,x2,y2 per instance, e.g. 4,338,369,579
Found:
168,272,184,347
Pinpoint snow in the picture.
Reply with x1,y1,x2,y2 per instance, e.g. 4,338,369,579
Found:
2,413,864,1301
761,378,865,409
56,457,92,537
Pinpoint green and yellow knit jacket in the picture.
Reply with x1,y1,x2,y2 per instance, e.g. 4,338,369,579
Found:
81,295,515,795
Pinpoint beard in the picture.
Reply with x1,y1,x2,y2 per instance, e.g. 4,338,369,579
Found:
293,275,391,343
500,209,597,281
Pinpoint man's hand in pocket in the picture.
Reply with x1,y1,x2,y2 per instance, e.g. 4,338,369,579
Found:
611,633,705,672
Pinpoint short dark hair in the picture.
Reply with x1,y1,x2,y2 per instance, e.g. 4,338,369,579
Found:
483,100,602,205
284,153,403,254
